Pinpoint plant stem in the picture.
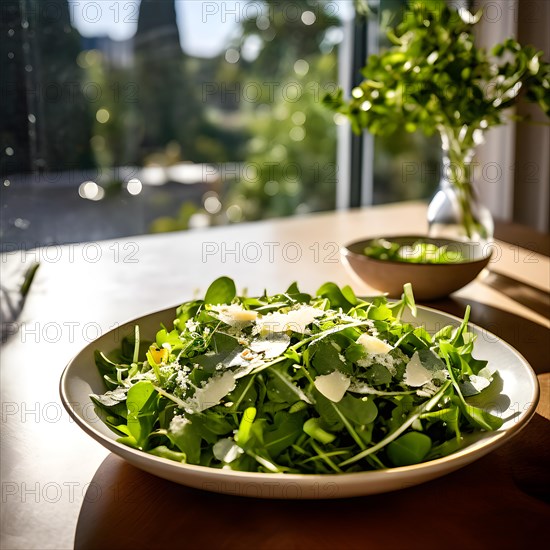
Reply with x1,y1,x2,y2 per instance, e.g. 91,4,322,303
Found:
440,128,487,240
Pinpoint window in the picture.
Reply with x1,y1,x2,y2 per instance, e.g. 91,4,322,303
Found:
9,1,513,253
342,0,440,209
1,0,351,250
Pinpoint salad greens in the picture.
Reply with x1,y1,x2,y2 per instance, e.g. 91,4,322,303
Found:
91,277,503,474
363,239,465,264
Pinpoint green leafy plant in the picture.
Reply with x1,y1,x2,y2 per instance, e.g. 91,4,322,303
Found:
325,0,550,238
91,277,503,474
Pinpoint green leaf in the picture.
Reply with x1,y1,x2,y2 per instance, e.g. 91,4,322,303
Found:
132,325,140,364
286,282,301,294
341,285,358,305
345,343,366,363
235,407,257,446
339,382,451,468
366,299,393,320
94,350,120,380
460,401,504,431
402,283,417,317
417,348,446,372
303,417,336,444
285,282,311,303
311,340,350,376
148,445,186,462
362,364,392,386
313,392,376,449
421,405,460,439
337,395,378,425
126,381,159,449
210,332,240,354
193,334,242,372
387,432,432,466
439,342,503,431
316,282,354,312
175,299,202,327
395,330,429,355
451,305,471,346
167,417,202,464
90,390,128,436
388,395,415,432
264,411,305,457
156,328,183,349
191,412,233,444
266,365,310,405
226,375,257,411
204,276,237,305
116,435,139,449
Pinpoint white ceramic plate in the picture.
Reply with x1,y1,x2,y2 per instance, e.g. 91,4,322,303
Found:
60,305,539,499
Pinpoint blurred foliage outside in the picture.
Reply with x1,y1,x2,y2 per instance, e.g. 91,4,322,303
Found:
2,0,440,244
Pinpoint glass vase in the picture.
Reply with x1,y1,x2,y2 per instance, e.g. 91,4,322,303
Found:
427,152,494,250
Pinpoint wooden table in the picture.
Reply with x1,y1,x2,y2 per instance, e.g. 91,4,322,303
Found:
1,202,549,549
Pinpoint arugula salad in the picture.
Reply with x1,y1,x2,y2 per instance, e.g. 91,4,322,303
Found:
91,277,503,474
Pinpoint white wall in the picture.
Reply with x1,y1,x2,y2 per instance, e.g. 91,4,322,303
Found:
473,0,550,231
472,0,518,222
513,0,550,232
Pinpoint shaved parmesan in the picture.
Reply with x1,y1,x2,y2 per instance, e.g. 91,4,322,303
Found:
213,438,243,463
212,304,258,325
184,371,236,413
314,371,350,403
256,305,324,334
233,358,265,379
468,375,491,393
356,333,393,355
227,349,265,378
249,333,291,358
478,366,496,379
404,352,433,387
460,365,495,396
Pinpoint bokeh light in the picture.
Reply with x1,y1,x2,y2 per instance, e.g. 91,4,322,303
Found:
126,178,143,196
96,109,110,123
301,11,316,25
78,181,105,201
